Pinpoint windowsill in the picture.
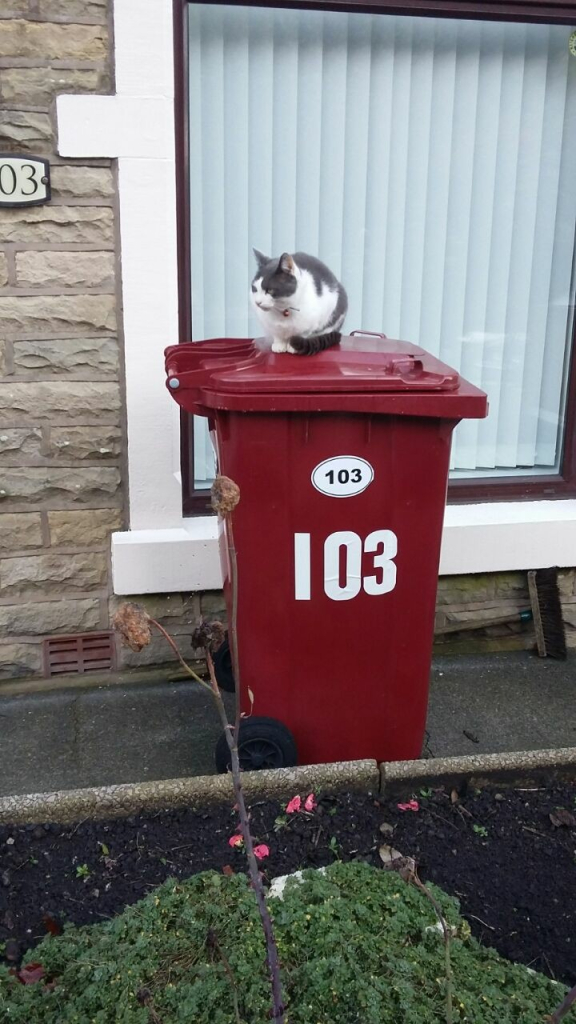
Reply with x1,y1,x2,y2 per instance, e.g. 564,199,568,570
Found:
111,499,576,594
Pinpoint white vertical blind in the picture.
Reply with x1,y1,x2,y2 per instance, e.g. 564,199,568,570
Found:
189,5,576,487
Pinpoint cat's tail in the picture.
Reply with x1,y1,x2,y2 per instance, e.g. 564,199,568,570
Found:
288,331,341,356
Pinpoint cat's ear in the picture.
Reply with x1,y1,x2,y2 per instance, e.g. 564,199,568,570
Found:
253,248,269,269
279,253,295,274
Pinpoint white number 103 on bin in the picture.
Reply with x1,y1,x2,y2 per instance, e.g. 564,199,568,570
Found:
294,530,398,602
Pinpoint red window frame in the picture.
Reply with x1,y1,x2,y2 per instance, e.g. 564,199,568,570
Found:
174,0,576,515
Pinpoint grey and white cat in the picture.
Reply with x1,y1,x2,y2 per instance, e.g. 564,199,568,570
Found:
251,249,347,355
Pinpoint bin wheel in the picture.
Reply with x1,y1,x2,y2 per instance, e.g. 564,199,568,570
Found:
215,716,298,773
213,637,235,693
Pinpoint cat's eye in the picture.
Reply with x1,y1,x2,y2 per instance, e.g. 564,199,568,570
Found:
251,284,257,293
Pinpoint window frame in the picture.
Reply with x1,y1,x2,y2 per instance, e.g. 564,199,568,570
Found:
174,0,576,515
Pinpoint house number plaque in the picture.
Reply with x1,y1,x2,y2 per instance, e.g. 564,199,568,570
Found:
0,154,51,208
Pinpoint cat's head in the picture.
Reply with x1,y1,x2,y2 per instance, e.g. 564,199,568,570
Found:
251,249,298,312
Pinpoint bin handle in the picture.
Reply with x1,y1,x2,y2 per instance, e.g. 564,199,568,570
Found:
350,329,387,338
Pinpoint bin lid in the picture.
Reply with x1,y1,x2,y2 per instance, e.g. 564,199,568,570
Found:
211,334,460,394
165,334,488,418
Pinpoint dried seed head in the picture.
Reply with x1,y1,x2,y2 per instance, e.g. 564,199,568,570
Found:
211,475,240,516
191,618,226,653
112,602,152,652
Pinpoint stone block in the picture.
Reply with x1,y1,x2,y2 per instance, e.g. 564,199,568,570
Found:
50,165,114,199
562,604,576,628
0,206,114,245
0,253,8,288
15,251,115,289
0,295,116,335
0,551,108,596
0,642,42,681
0,512,42,550
0,467,120,506
0,381,120,422
49,508,122,547
12,337,118,376
0,428,42,460
110,593,200,637
436,573,496,606
0,21,108,60
200,590,227,617
0,68,110,108
0,597,101,636
49,425,121,460
558,570,575,600
493,571,529,599
110,593,183,621
1,2,30,15
0,111,53,152
38,0,108,22
118,632,198,670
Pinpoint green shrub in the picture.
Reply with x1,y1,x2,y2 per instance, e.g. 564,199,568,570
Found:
0,862,564,1023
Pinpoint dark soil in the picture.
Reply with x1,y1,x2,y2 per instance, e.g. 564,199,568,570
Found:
1,781,575,985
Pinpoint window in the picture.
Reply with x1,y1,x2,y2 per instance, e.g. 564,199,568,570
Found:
177,0,576,512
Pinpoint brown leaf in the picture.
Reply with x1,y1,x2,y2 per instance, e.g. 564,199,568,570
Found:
549,809,576,828
16,963,45,985
378,844,404,865
42,914,62,936
450,789,459,804
222,864,235,876
395,856,417,882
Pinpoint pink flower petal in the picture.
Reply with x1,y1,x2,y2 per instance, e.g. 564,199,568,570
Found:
397,800,419,812
286,796,302,814
304,794,317,813
228,834,244,847
253,844,270,860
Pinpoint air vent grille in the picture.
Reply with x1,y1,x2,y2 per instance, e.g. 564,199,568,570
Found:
43,632,116,677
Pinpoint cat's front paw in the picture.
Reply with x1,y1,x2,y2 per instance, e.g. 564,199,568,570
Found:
271,339,288,354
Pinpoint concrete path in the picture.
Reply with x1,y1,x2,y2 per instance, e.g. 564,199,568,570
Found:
426,651,576,758
0,651,573,797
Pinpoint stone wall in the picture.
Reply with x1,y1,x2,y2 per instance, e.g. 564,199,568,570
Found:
434,568,576,655
0,1,123,679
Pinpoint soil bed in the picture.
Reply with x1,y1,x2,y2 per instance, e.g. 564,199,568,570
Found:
1,781,574,984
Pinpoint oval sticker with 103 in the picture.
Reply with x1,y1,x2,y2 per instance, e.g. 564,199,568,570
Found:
311,456,374,497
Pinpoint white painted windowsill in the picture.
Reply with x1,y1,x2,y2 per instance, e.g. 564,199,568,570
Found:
111,499,576,594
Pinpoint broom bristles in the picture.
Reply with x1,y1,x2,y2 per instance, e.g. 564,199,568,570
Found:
527,568,567,660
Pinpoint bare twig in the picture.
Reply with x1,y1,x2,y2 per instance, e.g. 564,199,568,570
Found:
149,619,212,693
206,647,285,1023
467,913,496,932
412,872,454,1024
208,929,242,1024
548,983,576,1023
124,480,285,1024
136,988,164,1024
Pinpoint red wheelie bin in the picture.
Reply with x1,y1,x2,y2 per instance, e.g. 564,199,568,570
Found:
165,333,487,770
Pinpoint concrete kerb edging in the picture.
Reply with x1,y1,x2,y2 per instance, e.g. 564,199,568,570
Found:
1,747,575,825
382,746,576,793
0,759,380,825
